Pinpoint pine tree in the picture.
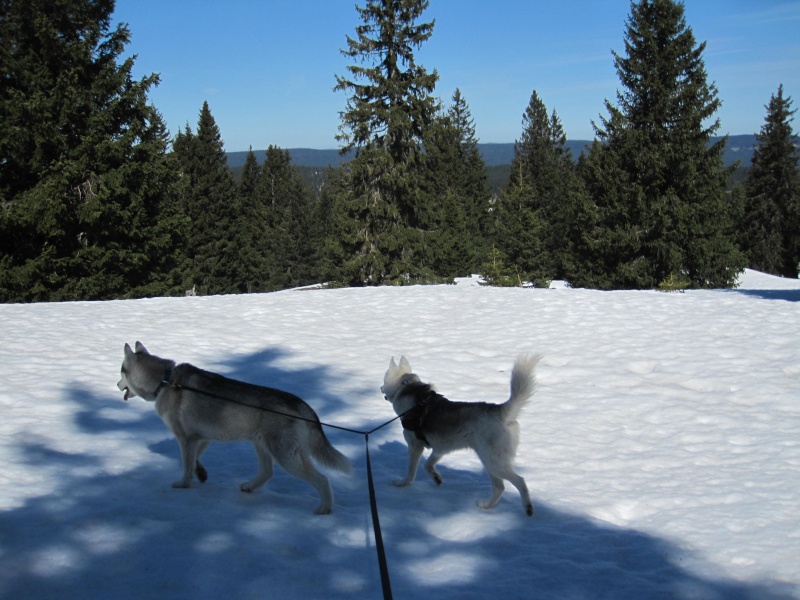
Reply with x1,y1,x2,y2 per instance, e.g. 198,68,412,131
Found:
258,146,319,290
571,0,744,289
741,85,800,278
423,89,493,277
333,0,441,285
500,90,578,284
235,147,271,292
173,102,239,295
495,178,546,285
238,147,261,203
0,0,186,301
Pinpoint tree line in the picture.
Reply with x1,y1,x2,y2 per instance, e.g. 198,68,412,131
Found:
1,0,798,302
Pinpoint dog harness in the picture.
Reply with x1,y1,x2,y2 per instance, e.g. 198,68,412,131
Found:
153,368,174,397
400,388,442,448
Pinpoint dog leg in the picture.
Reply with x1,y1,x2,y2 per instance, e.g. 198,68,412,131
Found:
504,470,534,516
394,433,425,486
241,442,274,492
424,452,444,485
195,440,210,483
481,464,534,516
277,451,334,514
477,473,505,510
173,437,200,488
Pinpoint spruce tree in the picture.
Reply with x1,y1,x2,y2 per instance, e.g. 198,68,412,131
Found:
571,0,744,289
423,89,493,277
0,0,186,301
449,89,494,252
258,146,319,290
173,102,239,295
238,147,261,203
333,0,440,285
235,148,271,292
500,90,578,284
495,177,545,285
741,85,800,278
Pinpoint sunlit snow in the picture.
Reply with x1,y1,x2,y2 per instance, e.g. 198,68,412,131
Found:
0,270,798,598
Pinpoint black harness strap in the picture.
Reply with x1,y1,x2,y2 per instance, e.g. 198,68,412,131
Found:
151,369,174,398
399,388,440,448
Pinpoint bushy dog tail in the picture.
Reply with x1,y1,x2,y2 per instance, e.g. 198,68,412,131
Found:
312,427,353,475
503,354,541,422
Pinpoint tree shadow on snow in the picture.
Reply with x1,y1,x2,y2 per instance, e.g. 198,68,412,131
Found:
0,346,795,600
729,288,800,302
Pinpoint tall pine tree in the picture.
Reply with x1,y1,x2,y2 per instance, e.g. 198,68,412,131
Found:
258,146,319,290
333,0,440,285
741,85,800,278
422,89,492,277
235,147,271,292
173,102,239,295
571,0,744,289
0,0,186,301
499,90,578,285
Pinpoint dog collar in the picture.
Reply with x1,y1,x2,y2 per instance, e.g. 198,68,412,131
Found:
152,369,173,398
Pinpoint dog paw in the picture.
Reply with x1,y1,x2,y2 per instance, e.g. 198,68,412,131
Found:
195,463,208,483
172,480,191,489
432,473,443,486
393,479,412,487
525,503,534,517
240,483,254,493
477,498,499,510
314,505,333,515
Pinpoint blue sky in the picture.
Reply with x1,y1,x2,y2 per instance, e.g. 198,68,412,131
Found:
112,1,800,152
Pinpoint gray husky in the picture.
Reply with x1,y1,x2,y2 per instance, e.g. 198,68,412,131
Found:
117,342,352,514
381,355,540,516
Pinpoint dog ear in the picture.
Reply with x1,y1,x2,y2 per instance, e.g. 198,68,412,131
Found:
134,341,149,355
389,356,397,369
399,356,411,372
124,343,133,357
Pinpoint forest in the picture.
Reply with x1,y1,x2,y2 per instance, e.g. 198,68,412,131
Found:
1,0,798,302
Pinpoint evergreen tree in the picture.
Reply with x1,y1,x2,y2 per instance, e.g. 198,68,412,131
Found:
0,0,186,301
235,147,271,292
333,0,440,285
423,89,493,277
495,178,546,285
571,0,744,289
238,147,261,202
173,102,239,295
499,90,578,284
741,85,800,278
258,146,319,290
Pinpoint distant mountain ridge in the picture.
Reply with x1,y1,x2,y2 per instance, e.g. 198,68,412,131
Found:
226,134,758,169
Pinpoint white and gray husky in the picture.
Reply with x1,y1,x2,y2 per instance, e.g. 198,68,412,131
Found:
381,355,540,516
117,342,352,514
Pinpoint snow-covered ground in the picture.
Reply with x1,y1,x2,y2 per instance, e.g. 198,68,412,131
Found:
0,270,798,599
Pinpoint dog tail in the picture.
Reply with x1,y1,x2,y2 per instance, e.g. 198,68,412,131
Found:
312,427,353,475
503,354,541,422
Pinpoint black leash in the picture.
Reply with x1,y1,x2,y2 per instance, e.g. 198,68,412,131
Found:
165,381,405,436
365,433,393,600
162,380,398,599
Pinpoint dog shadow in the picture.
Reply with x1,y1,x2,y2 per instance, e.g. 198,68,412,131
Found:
0,347,794,600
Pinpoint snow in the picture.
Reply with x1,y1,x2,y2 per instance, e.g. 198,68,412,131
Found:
0,269,798,599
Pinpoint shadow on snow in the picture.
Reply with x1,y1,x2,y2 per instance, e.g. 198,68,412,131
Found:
730,288,800,302
0,347,794,599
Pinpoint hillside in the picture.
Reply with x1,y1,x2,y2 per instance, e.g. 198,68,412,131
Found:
226,135,759,169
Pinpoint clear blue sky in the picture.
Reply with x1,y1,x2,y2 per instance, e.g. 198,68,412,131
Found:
112,0,800,152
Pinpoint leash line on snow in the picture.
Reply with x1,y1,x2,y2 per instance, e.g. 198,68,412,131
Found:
365,433,393,600
162,380,397,599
